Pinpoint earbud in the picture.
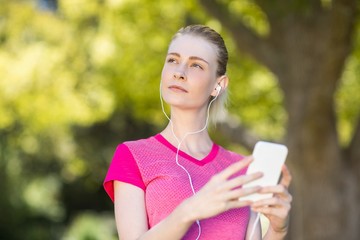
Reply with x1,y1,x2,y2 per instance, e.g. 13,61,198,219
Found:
216,85,222,93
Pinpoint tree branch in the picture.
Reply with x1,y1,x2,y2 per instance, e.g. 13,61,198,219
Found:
329,0,358,54
254,0,323,25
253,0,288,22
333,0,357,7
216,114,260,152
199,0,278,71
317,0,358,108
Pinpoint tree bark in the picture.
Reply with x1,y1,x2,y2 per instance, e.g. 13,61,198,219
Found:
200,0,359,239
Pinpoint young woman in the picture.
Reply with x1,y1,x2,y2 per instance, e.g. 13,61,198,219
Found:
104,25,292,240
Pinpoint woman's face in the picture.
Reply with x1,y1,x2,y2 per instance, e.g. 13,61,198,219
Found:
161,34,219,111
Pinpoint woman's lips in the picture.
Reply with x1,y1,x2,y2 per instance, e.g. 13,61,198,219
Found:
168,85,188,93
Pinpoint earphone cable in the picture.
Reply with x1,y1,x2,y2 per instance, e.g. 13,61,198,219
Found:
160,83,220,240
249,212,261,240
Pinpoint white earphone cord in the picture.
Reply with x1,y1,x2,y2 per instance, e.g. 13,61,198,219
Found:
160,83,220,240
249,212,261,240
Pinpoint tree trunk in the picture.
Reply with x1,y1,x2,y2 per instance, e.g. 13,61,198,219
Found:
275,4,359,238
199,0,359,239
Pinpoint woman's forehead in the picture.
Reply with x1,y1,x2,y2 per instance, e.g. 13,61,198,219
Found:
168,35,217,63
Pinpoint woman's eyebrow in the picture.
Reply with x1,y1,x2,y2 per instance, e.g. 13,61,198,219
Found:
167,52,180,57
167,52,209,65
189,56,209,65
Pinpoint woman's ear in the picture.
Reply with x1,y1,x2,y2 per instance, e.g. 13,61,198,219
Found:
211,75,229,97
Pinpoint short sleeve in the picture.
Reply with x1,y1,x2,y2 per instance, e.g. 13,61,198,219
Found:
103,143,146,202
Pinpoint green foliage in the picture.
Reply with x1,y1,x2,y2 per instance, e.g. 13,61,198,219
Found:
23,175,64,221
226,54,286,140
226,0,269,36
62,212,117,240
0,2,114,132
336,22,360,145
0,0,359,239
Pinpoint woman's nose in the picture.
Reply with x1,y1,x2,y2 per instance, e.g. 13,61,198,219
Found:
173,65,186,80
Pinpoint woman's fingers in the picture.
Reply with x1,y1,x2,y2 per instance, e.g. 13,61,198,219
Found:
255,185,292,204
216,156,253,180
250,184,292,219
251,195,290,208
224,171,263,190
252,204,290,219
260,184,289,195
279,164,292,188
251,195,291,219
225,199,254,210
222,185,261,202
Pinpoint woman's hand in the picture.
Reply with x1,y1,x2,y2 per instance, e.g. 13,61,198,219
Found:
180,156,263,222
251,164,293,235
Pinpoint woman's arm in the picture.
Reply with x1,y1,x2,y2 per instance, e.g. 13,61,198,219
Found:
114,181,194,240
114,181,148,239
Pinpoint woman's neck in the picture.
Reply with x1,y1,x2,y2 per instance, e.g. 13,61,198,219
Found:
167,107,209,134
160,108,213,160
161,126,213,160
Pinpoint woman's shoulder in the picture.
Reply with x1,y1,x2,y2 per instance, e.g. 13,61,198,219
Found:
117,134,165,157
120,134,158,148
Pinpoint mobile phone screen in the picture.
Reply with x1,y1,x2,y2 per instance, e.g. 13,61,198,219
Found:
239,141,288,202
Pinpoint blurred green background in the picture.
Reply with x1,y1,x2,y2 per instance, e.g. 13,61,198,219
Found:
1,0,359,239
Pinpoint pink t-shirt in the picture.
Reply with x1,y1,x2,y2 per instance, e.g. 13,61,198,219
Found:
104,134,250,239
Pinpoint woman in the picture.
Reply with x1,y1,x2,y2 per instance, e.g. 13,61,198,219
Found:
104,25,292,240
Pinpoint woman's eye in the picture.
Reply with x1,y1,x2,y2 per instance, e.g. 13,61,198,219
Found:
167,58,177,63
191,63,203,69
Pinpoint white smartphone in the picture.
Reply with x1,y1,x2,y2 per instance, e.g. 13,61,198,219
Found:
239,141,288,202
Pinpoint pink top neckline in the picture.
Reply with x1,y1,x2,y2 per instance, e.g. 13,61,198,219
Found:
154,134,219,166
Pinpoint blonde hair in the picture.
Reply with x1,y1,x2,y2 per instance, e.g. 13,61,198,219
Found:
172,25,229,124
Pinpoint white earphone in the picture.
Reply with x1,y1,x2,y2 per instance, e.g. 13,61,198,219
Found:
216,84,222,93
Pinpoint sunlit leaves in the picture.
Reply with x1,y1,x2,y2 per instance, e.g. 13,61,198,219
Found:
227,0,269,36
23,175,65,221
336,56,360,145
62,212,117,240
335,21,360,146
226,55,286,140
0,2,114,134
